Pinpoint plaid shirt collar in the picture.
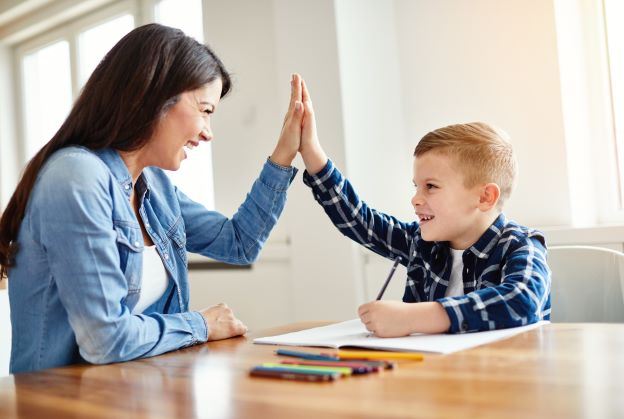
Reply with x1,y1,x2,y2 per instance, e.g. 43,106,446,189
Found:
429,213,506,259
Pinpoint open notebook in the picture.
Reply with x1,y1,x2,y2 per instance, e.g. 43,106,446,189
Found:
254,319,548,354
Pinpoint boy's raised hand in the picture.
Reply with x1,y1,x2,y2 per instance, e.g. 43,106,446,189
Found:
299,79,328,175
270,74,304,167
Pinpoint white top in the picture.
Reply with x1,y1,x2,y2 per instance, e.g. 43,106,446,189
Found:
132,245,169,314
445,248,465,297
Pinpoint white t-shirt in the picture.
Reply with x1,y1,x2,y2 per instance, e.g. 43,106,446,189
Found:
445,248,465,297
132,245,169,314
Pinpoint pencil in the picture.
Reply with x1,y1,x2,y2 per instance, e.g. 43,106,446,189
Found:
376,256,401,300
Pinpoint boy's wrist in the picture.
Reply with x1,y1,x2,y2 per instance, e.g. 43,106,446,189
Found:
301,145,328,175
407,302,451,334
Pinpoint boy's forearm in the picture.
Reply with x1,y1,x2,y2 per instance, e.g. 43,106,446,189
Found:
407,302,451,334
301,145,328,176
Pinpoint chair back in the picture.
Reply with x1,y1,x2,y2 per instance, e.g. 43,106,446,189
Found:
548,246,624,322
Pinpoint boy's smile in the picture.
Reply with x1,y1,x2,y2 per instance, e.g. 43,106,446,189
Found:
412,151,494,250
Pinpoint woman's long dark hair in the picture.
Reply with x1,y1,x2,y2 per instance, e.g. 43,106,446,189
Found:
0,23,231,279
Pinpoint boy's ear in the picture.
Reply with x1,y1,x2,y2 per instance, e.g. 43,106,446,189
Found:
478,183,501,211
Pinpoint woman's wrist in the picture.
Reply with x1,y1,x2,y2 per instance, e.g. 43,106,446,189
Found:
270,147,296,167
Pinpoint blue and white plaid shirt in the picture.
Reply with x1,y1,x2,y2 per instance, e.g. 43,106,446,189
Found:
303,160,551,333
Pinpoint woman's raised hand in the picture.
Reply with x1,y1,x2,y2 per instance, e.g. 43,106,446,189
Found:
270,74,304,167
299,79,328,175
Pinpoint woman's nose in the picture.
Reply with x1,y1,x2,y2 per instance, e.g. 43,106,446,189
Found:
199,128,213,142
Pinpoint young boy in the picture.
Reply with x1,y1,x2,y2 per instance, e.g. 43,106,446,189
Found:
297,81,550,336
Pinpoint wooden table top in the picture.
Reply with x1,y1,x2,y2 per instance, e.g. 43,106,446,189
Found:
1,322,623,419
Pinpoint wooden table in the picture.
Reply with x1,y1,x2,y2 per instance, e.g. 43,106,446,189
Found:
0,322,623,418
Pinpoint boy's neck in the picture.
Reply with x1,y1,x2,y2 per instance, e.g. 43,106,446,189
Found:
449,211,501,250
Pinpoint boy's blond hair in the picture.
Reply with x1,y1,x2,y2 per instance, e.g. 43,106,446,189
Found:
414,122,517,210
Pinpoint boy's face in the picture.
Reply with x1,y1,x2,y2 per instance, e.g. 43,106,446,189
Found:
411,151,485,249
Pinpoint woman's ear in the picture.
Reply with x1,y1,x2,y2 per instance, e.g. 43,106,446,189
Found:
478,183,501,211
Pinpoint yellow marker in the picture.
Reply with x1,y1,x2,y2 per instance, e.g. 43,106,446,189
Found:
337,350,424,361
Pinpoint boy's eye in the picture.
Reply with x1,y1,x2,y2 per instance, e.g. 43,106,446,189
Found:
426,183,437,190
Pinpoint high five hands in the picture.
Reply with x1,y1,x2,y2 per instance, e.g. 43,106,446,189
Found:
271,74,327,173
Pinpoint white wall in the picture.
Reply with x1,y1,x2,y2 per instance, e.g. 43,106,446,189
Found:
394,0,570,228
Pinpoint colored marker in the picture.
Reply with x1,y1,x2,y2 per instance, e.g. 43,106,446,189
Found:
261,363,352,376
320,353,396,370
275,348,339,361
280,360,375,374
337,350,424,361
250,367,338,382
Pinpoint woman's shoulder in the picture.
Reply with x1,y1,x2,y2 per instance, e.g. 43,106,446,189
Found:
38,146,111,186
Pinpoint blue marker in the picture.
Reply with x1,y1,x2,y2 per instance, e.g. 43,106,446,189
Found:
275,349,339,361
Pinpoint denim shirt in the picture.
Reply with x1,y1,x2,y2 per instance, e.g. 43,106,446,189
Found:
9,146,296,373
303,160,551,333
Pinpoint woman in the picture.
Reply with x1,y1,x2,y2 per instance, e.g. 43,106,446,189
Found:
0,23,304,373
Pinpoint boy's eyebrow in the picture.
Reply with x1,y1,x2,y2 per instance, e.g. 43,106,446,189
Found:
199,101,215,108
414,177,440,184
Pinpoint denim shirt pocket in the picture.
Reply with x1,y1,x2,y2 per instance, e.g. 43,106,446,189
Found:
114,223,143,301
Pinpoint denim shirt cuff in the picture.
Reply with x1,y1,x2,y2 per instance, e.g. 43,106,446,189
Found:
188,311,209,342
261,157,298,192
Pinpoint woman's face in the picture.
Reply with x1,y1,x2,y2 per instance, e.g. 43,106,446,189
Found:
146,78,223,171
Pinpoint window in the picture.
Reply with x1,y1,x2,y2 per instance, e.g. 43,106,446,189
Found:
603,0,624,208
553,0,624,225
22,41,72,161
77,15,134,88
14,0,215,210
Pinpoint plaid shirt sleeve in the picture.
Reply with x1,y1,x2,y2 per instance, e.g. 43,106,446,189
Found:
302,160,417,262
437,233,551,333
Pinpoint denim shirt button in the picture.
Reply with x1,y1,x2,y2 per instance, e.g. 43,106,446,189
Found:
134,241,140,247
124,184,130,190
163,253,169,260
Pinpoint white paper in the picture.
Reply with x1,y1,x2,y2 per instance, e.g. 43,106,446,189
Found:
253,319,549,354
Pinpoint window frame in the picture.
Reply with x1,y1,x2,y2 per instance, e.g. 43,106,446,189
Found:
10,0,217,211
13,0,140,164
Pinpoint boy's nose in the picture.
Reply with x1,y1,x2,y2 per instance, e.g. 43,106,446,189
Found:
411,193,422,207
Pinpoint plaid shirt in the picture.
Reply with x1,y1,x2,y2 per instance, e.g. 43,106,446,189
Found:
303,160,551,333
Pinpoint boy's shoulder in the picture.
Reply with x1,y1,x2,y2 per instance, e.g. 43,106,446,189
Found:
498,216,545,244
470,214,546,259
490,214,547,254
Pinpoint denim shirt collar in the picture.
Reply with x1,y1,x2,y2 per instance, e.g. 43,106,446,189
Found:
93,148,152,200
93,148,134,198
